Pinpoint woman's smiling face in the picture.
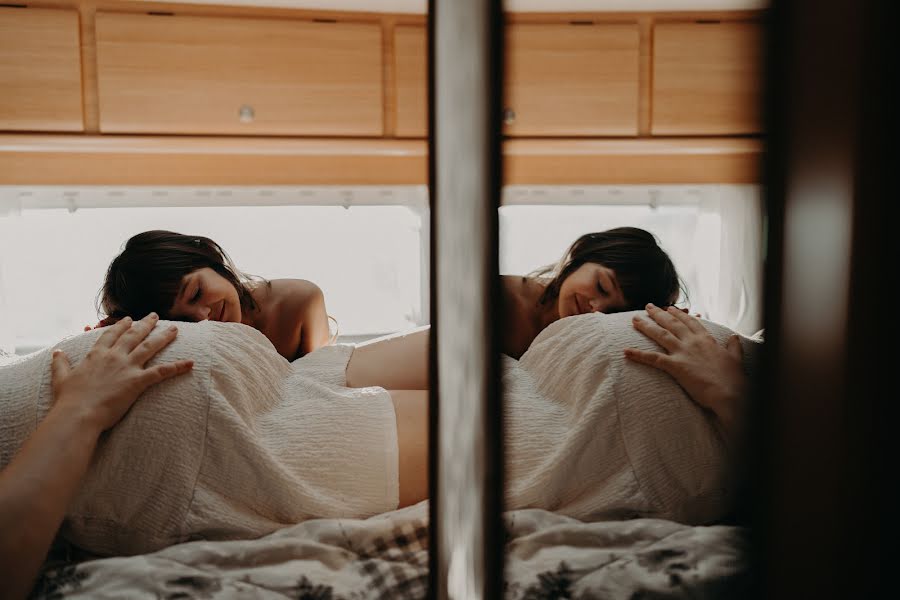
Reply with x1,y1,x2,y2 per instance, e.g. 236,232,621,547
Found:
556,262,628,319
168,267,243,323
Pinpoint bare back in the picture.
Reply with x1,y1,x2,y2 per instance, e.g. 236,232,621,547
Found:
249,279,330,361
501,275,555,359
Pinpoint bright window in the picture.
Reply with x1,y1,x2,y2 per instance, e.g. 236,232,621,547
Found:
500,184,763,335
0,188,428,354
0,184,761,355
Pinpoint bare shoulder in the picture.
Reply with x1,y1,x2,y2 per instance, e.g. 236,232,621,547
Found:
500,275,542,358
501,275,538,319
267,279,324,309
253,279,328,360
500,275,527,308
269,278,322,296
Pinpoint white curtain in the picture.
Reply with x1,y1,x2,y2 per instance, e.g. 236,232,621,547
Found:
696,185,764,335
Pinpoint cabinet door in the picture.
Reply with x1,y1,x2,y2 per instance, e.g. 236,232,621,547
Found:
394,25,427,138
505,23,640,136
652,22,762,135
96,12,383,136
0,7,83,132
393,23,640,138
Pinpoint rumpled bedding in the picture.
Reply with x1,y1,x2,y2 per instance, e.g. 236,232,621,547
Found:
33,502,747,599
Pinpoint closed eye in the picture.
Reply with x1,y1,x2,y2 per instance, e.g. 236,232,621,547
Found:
596,281,607,295
190,286,202,304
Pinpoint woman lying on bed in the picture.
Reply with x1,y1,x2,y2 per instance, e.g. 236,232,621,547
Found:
0,314,193,600
0,305,748,598
92,227,683,365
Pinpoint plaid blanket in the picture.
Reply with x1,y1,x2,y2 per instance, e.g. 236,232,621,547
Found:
33,502,747,599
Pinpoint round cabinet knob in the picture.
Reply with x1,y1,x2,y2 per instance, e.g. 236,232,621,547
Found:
503,108,516,125
238,105,255,123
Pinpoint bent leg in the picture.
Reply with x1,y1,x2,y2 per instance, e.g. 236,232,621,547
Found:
388,389,429,508
346,327,429,390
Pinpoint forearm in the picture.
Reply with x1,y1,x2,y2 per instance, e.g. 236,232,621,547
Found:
346,326,430,390
0,405,102,599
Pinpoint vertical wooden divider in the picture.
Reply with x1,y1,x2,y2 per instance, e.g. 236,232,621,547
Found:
78,0,100,133
637,15,653,136
382,16,397,137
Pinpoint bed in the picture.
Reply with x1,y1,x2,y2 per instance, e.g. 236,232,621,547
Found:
34,503,748,599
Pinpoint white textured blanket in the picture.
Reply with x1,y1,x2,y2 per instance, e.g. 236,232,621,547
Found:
0,322,399,556
504,311,759,525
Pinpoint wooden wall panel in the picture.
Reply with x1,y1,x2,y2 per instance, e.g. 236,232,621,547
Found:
652,21,762,135
95,12,383,136
0,7,83,132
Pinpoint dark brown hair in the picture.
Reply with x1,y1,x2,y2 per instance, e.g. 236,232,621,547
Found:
535,227,684,310
98,230,263,322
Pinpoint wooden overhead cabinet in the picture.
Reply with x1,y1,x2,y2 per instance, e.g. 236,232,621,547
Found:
0,7,84,132
393,22,641,138
505,23,640,136
95,12,383,136
652,22,762,135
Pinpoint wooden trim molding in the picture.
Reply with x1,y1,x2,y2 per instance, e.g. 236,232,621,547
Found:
0,135,428,185
0,135,760,185
504,137,761,184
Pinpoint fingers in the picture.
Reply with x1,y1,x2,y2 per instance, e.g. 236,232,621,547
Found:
623,347,674,374
141,359,194,387
130,323,179,365
665,305,707,334
50,349,72,385
114,313,159,353
95,316,133,348
632,313,681,352
647,305,691,337
644,303,692,340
